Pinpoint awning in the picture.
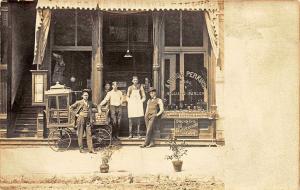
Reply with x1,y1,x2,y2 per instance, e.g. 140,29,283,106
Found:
36,0,219,11
34,0,220,65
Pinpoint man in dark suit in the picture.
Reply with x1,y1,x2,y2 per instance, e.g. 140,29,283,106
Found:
70,89,97,153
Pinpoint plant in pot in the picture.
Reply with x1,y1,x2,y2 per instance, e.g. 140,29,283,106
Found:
165,137,188,172
100,145,120,173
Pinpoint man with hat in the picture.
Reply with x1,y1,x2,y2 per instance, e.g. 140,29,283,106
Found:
140,87,164,148
70,89,98,153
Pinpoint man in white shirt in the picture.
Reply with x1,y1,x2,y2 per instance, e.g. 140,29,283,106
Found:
99,82,123,140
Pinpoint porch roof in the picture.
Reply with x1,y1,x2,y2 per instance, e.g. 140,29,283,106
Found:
36,0,219,11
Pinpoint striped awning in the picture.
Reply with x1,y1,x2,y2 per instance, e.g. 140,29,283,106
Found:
36,0,219,11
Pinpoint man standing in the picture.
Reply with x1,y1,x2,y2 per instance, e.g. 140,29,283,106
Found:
140,87,164,148
70,89,97,153
127,76,146,139
99,82,123,140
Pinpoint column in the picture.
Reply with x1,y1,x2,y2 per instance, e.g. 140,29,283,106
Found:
91,11,103,104
152,12,164,95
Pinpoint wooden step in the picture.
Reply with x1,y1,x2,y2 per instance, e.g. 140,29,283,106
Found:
13,130,36,138
15,124,36,130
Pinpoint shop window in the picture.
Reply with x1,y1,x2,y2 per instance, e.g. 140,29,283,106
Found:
54,10,76,46
165,11,204,47
77,11,92,46
182,12,204,46
163,53,208,111
103,13,150,43
51,51,91,91
164,11,180,46
53,10,92,46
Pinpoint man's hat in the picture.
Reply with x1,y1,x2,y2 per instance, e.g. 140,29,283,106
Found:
148,87,156,93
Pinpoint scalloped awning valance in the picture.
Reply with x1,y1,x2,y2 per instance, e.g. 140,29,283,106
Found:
36,0,219,11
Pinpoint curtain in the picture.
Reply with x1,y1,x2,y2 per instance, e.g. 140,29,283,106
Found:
33,9,51,65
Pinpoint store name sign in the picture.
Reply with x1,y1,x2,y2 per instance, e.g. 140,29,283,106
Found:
174,119,199,137
165,71,207,89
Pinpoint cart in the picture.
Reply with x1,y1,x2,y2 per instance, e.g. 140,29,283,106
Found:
45,83,112,152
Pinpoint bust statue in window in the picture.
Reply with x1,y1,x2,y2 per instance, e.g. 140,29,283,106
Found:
52,53,66,85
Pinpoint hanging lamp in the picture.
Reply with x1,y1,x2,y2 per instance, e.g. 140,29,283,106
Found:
124,16,133,58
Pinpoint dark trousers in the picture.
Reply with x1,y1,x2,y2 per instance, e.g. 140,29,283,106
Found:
110,105,122,137
128,117,141,136
144,115,157,145
77,116,93,151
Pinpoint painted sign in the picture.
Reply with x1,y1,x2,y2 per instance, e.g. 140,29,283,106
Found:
174,119,199,137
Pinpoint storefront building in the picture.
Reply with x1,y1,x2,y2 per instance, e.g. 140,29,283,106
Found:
0,0,224,145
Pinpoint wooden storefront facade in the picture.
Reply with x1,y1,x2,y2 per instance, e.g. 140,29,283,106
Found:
0,0,224,145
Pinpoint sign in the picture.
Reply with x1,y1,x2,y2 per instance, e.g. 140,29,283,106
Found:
174,119,199,137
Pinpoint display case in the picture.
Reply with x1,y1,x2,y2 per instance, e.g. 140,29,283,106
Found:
44,82,73,128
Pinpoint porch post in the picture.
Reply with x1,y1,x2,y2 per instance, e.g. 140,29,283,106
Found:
91,11,103,104
152,12,164,95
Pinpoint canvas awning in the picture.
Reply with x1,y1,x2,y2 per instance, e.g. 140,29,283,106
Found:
36,0,219,11
33,0,220,65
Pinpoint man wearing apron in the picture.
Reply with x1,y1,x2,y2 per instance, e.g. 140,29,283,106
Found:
127,76,146,139
140,87,164,148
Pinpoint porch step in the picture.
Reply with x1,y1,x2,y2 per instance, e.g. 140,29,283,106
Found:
0,138,221,147
13,129,36,138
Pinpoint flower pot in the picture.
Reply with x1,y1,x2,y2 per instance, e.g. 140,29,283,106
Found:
172,160,183,172
100,163,109,173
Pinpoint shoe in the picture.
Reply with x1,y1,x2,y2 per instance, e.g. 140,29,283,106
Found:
140,144,146,148
137,135,142,139
89,150,97,154
79,149,84,153
146,144,155,148
128,135,133,139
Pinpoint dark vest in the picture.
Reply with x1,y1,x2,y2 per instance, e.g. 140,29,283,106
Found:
147,98,159,116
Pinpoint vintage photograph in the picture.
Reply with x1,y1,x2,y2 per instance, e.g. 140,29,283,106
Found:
0,0,299,190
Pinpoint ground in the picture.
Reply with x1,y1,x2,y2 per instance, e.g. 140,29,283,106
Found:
0,146,224,189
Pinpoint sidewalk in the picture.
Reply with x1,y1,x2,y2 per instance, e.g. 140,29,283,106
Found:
0,146,224,189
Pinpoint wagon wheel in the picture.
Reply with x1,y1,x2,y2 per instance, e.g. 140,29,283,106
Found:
93,128,112,150
48,128,72,152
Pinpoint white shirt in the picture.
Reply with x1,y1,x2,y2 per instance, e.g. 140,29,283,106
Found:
100,90,123,107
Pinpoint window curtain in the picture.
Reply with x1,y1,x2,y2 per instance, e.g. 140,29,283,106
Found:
33,9,51,65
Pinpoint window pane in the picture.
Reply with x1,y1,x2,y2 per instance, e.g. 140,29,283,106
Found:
105,14,127,42
164,11,180,46
182,11,204,47
131,15,148,42
58,96,68,109
48,96,57,109
77,11,92,46
163,54,180,108
184,54,207,110
54,10,75,46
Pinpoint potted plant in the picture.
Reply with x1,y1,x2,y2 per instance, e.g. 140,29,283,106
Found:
165,137,188,172
100,145,120,173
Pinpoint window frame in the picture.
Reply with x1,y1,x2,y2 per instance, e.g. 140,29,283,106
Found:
163,10,210,111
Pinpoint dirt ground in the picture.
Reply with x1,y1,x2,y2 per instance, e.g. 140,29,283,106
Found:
0,175,224,190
